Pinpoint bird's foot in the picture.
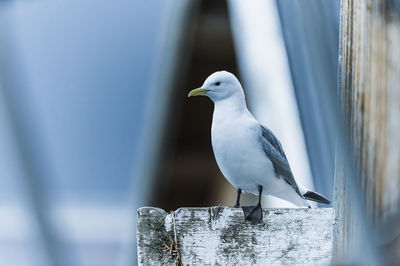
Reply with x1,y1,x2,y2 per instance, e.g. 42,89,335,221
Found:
241,205,263,223
233,204,240,208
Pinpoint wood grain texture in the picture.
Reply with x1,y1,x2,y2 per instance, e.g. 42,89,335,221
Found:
137,207,333,265
336,0,400,261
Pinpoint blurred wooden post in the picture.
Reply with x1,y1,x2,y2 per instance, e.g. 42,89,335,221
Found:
137,207,333,265
336,0,400,262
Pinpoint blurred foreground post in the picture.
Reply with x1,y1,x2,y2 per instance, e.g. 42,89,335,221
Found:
336,0,400,262
137,207,333,265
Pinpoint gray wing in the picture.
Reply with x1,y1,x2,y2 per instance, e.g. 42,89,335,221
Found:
258,125,303,198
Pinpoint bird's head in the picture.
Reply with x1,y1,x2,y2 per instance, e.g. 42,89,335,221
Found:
188,71,243,102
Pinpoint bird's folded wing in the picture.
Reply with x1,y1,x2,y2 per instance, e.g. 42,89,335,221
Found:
258,125,303,198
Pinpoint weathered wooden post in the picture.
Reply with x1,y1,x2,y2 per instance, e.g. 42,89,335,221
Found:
335,0,400,263
137,207,333,265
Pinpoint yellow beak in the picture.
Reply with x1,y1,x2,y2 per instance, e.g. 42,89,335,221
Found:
188,87,209,97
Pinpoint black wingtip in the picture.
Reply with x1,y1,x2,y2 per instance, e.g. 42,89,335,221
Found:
303,191,331,204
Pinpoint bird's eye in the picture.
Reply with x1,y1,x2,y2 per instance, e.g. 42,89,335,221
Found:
215,82,221,86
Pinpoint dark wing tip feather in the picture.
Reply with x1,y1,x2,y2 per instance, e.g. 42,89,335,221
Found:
303,191,331,204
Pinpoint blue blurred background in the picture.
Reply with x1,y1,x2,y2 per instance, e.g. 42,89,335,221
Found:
0,1,339,265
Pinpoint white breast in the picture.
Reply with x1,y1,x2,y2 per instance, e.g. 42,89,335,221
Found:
211,111,275,194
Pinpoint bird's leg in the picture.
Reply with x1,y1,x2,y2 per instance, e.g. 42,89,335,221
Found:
257,185,262,206
242,185,263,223
233,189,242,208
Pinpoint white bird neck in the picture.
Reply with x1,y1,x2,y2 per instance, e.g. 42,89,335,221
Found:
212,92,249,121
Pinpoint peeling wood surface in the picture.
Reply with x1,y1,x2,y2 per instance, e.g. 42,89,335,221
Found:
336,0,400,262
137,207,333,265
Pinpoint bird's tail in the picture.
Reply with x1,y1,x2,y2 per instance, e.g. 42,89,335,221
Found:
298,185,331,204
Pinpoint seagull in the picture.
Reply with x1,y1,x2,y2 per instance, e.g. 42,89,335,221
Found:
188,71,330,223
